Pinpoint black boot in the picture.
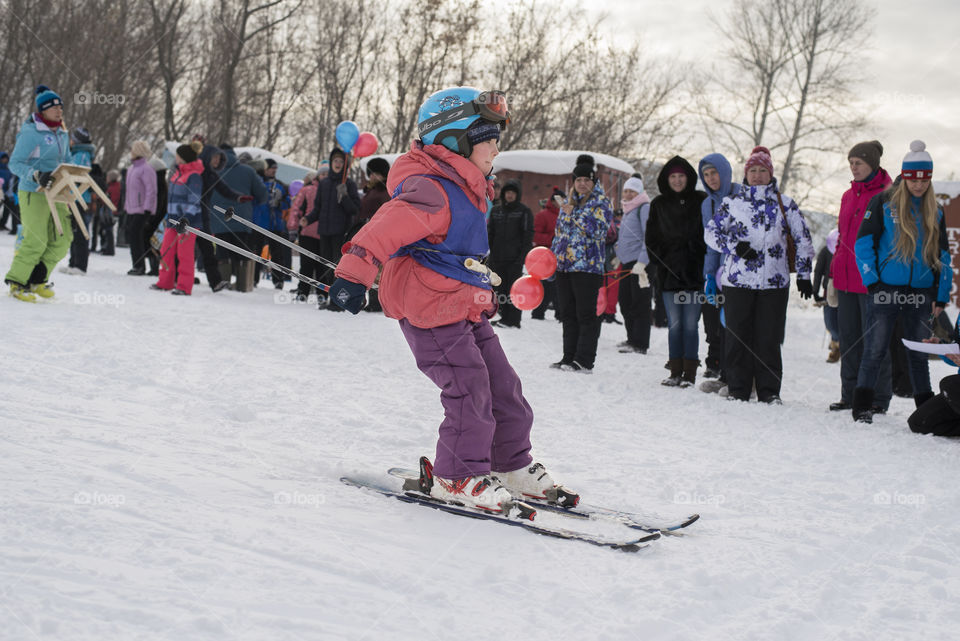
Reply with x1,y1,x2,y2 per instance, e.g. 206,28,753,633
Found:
914,391,936,409
852,387,874,424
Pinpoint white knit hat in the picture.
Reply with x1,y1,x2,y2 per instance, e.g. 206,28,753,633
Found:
623,176,645,194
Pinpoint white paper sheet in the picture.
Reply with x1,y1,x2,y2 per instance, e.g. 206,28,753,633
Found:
902,339,960,355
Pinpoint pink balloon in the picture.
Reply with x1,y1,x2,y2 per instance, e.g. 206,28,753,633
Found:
353,132,379,158
510,276,544,311
525,246,557,280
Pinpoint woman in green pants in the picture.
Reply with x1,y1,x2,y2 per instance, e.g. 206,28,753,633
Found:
4,85,73,302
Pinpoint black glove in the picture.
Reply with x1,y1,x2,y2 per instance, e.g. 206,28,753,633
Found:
33,170,54,189
797,278,813,300
813,292,824,303
734,241,758,261
866,282,880,294
328,278,366,314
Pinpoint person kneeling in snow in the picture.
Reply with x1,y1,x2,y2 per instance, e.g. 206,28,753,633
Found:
328,87,571,513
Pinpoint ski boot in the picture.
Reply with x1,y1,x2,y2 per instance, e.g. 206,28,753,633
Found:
9,283,36,302
496,462,580,507
416,457,514,514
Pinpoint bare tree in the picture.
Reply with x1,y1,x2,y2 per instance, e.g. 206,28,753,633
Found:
692,0,870,200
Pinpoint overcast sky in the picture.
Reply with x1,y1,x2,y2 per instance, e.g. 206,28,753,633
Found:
588,0,960,210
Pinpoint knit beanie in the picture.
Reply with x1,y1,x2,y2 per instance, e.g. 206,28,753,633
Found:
176,141,202,163
130,140,152,160
35,85,62,112
623,176,645,194
901,140,933,180
366,157,390,177
465,120,501,147
572,154,596,181
744,146,774,176
848,140,883,172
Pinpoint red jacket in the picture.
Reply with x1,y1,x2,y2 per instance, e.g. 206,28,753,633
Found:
335,141,496,329
833,168,892,293
533,201,559,247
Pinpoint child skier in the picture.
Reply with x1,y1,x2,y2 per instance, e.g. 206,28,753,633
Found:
151,141,204,295
329,87,571,513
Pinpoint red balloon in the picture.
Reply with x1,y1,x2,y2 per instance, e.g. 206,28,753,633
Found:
525,246,557,280
353,132,379,158
510,275,544,311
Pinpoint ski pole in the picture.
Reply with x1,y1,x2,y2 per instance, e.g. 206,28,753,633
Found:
172,217,330,292
212,205,378,290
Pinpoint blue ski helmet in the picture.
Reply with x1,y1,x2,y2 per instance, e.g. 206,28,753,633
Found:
417,87,509,157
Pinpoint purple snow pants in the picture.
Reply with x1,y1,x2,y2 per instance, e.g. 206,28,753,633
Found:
399,317,534,480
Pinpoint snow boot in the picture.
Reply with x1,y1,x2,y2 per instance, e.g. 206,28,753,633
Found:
495,462,579,507
700,379,725,394
829,400,851,411
827,340,840,363
560,360,593,374
852,387,874,424
29,282,55,299
680,359,699,388
662,358,683,386
9,282,36,302
914,391,936,409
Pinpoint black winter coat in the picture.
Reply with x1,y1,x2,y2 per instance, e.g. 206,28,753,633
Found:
306,171,361,236
645,156,707,292
487,181,534,264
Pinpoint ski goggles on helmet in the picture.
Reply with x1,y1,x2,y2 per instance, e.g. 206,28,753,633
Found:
418,91,511,139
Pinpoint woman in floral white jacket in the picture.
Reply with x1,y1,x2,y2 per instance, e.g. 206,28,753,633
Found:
705,146,815,403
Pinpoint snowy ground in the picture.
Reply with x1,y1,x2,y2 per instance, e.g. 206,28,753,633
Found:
3,230,960,641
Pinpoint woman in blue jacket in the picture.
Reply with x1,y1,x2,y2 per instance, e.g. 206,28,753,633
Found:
852,141,953,423
3,86,72,302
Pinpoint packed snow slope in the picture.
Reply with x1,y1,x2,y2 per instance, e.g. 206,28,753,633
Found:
2,231,960,641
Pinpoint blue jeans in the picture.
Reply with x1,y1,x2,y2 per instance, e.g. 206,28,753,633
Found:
823,305,839,342
662,290,702,360
857,285,934,396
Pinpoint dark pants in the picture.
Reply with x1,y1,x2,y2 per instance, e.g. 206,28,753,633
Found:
126,214,149,271
857,285,934,397
617,262,651,350
195,235,222,288
297,235,323,297
556,271,603,368
650,265,668,327
837,290,892,406
3,197,20,234
490,259,524,327
723,286,790,401
69,212,93,272
316,234,345,287
702,301,725,375
400,317,533,479
531,277,557,319
908,375,960,437
890,319,914,397
98,211,115,255
252,231,292,288
215,231,253,285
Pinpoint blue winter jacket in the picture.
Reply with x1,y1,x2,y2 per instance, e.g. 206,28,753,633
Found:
253,178,290,232
0,152,15,197
166,160,204,226
8,114,71,193
70,142,96,204
855,190,952,304
209,147,268,234
698,153,739,280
